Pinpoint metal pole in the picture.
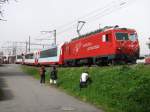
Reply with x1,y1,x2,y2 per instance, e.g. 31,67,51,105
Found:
54,29,56,45
26,41,28,53
99,24,101,29
29,36,30,52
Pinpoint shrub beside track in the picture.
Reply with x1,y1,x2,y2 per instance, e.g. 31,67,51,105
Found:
21,64,150,112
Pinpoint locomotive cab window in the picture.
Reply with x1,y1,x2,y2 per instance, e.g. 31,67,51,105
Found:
116,32,129,40
129,33,137,41
102,34,110,42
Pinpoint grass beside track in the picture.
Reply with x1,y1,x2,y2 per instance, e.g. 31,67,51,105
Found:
21,64,150,112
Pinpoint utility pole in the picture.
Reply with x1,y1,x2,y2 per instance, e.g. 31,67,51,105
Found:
29,36,31,52
12,42,17,55
54,29,56,45
148,38,150,49
99,24,101,29
26,41,28,53
77,21,86,36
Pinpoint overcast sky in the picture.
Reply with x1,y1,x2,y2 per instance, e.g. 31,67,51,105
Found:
0,0,150,55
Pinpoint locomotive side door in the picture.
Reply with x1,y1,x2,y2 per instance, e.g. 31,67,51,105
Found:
101,32,114,52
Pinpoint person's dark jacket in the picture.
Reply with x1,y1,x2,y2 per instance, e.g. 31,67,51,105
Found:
50,70,57,80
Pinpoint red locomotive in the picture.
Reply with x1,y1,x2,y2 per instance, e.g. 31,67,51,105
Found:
61,26,140,66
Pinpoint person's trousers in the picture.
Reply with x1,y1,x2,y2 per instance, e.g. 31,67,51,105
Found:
40,75,45,83
80,81,87,88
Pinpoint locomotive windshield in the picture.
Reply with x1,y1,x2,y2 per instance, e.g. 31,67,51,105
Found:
115,32,129,40
116,32,137,41
129,33,137,41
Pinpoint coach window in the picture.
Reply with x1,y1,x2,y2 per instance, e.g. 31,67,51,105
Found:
102,34,109,42
40,47,57,58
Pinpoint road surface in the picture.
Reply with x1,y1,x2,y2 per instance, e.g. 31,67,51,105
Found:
0,64,103,112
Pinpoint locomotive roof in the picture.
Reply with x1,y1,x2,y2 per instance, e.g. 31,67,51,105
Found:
71,29,103,41
71,26,134,41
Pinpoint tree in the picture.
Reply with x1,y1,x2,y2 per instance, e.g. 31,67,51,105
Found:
0,0,16,21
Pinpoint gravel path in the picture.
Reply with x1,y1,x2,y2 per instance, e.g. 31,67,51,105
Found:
0,64,103,112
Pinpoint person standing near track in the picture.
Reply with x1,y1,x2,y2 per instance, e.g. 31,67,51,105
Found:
50,66,58,85
40,66,46,85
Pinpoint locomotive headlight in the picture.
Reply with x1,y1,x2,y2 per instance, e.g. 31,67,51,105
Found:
117,47,121,50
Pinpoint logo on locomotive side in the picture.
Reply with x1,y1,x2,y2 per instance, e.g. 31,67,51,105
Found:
87,45,100,51
82,42,92,48
74,42,82,53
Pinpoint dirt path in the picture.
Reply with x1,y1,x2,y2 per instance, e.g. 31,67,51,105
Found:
0,64,103,112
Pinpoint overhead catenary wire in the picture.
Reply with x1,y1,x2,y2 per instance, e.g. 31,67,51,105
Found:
85,0,137,23
53,0,137,38
44,2,112,36
34,0,137,46
53,0,117,30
